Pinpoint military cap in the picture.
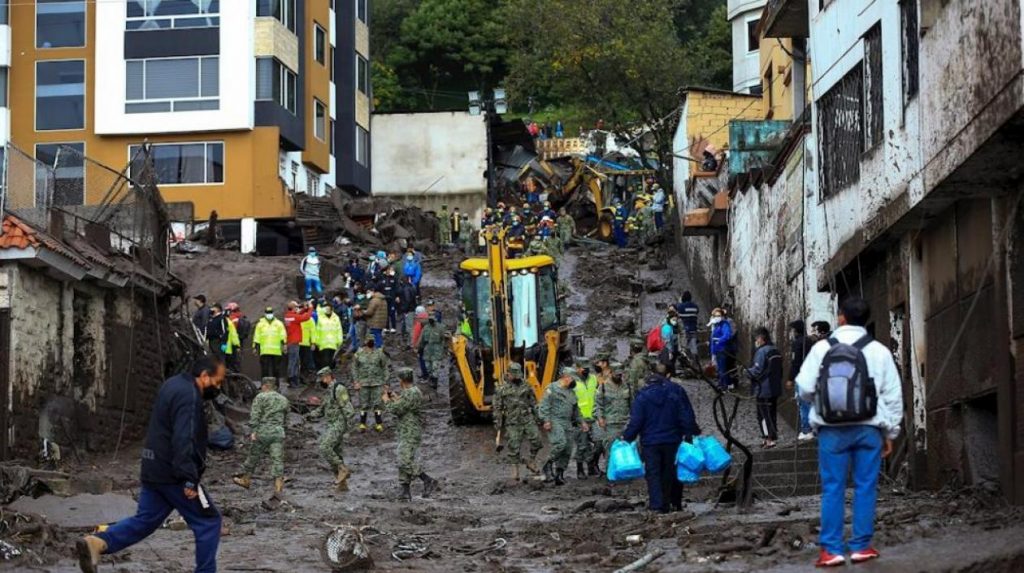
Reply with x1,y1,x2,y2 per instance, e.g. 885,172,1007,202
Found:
560,366,579,378
396,367,414,381
507,363,524,375
610,361,623,371
630,338,645,350
592,351,611,363
261,377,278,387
575,357,592,369
316,367,334,378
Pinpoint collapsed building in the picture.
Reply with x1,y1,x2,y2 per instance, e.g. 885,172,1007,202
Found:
0,144,185,460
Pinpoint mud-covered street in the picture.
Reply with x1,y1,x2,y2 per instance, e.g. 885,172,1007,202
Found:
0,247,1020,572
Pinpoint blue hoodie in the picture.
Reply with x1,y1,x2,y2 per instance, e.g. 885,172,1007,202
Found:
402,257,422,286
622,375,700,446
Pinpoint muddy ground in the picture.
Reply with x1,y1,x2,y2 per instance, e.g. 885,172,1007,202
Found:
2,245,1023,572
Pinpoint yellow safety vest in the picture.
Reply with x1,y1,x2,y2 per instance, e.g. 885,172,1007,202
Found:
300,318,315,347
315,313,343,351
574,374,599,419
253,318,287,356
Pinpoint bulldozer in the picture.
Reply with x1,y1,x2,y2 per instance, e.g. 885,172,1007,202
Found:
448,227,569,424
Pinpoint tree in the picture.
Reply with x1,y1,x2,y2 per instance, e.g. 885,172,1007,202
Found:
502,0,695,187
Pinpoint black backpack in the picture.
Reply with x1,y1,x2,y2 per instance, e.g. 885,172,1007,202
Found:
816,335,877,423
235,316,252,343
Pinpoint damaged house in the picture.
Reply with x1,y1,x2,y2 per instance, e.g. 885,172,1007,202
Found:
0,145,183,461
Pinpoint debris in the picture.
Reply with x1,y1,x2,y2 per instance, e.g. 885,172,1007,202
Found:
613,549,666,573
175,240,209,254
0,540,22,560
320,526,373,571
7,493,137,529
626,534,643,545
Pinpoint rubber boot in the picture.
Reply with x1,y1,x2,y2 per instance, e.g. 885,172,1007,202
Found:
336,465,351,492
588,452,601,476
525,459,540,475
554,468,566,486
274,477,284,494
576,462,586,480
397,483,412,502
420,472,438,498
359,412,368,432
542,461,554,482
374,411,384,433
232,474,251,489
511,464,521,481
75,535,107,573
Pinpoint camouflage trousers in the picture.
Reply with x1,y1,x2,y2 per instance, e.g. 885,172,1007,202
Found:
359,385,384,413
502,422,543,465
574,418,598,464
423,356,444,380
397,433,422,485
546,423,573,471
243,434,284,478
319,420,350,470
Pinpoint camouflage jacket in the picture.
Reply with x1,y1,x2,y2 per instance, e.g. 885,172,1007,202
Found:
249,390,290,439
351,347,388,387
493,380,539,429
417,322,446,361
626,354,648,395
385,385,424,440
538,384,580,428
595,380,632,426
323,381,355,424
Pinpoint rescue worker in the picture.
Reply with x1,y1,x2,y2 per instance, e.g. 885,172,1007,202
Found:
626,339,649,395
459,214,474,256
233,377,290,494
225,302,249,373
539,367,585,486
541,201,557,221
352,337,388,432
314,303,344,369
313,367,355,491
573,358,600,478
300,301,318,375
253,307,287,381
223,308,242,373
651,184,666,230
437,205,452,246
557,208,575,247
450,207,463,249
493,363,542,480
416,315,445,389
204,303,230,362
300,247,323,299
507,216,527,257
674,291,700,358
710,307,735,390
284,301,313,387
612,201,629,248
595,362,632,463
382,367,439,501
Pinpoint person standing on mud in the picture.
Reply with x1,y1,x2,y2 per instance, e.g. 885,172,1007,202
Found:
625,339,649,395
594,356,631,468
76,358,226,573
284,301,313,388
233,377,290,494
437,205,452,247
312,367,355,491
540,367,585,485
352,337,388,432
557,207,575,247
493,363,543,480
459,214,474,256
573,358,600,479
364,287,388,348
416,316,445,389
314,304,344,370
253,307,287,381
382,367,439,501
192,294,211,337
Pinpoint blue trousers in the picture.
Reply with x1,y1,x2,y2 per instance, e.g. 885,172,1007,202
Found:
304,277,323,299
640,443,681,512
613,226,627,248
818,425,882,555
370,328,384,348
714,352,732,389
798,398,812,433
654,211,664,229
98,482,221,573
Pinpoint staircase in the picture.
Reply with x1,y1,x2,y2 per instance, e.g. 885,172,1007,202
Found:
749,443,820,499
294,195,340,250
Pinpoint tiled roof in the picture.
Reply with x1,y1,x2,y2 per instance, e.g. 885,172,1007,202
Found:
0,214,91,266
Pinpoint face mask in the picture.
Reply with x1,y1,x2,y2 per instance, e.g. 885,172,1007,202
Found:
710,316,723,325
511,377,522,385
265,313,274,320
567,380,577,390
202,385,221,401
407,255,414,260
579,368,590,378
670,319,678,326
324,309,333,316
594,365,604,374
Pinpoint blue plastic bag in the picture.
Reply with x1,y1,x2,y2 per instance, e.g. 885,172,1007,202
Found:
696,436,732,473
677,464,700,484
607,439,645,482
676,440,705,473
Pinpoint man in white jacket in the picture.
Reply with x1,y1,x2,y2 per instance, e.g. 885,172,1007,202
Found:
796,297,903,567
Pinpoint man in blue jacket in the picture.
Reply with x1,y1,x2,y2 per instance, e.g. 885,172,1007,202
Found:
76,358,226,573
621,363,700,513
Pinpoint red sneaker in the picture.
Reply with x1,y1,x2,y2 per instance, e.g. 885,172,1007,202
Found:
816,550,846,567
851,548,880,563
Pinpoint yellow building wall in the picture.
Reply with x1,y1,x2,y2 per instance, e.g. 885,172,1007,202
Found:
759,37,797,121
7,0,292,221
303,0,331,173
684,91,764,154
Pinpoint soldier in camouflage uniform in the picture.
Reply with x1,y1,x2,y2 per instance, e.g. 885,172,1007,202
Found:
382,368,439,501
493,363,542,480
539,367,585,485
233,377,291,494
626,339,650,396
313,367,356,491
352,337,388,432
573,358,601,478
416,316,445,389
595,361,633,467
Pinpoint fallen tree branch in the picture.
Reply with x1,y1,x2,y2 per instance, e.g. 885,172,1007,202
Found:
613,549,665,573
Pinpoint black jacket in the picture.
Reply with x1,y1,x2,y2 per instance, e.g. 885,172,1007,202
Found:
205,313,228,341
140,374,208,488
748,344,783,399
398,282,418,313
622,375,700,446
788,334,810,382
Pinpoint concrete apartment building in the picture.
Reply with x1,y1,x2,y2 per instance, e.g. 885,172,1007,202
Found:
0,0,371,250
728,0,767,94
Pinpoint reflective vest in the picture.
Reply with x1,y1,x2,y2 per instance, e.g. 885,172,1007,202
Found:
316,313,343,351
574,374,599,419
300,316,315,347
253,318,287,356
225,319,240,355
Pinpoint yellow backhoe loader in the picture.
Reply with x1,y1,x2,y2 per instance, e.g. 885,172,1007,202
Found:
448,227,569,424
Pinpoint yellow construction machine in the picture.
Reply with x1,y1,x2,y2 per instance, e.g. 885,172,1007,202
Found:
449,227,569,424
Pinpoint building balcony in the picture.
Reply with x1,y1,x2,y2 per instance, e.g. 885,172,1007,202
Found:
682,187,730,236
761,0,809,39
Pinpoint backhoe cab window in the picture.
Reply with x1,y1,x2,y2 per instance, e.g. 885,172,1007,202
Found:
461,273,492,347
538,267,559,332
510,271,539,348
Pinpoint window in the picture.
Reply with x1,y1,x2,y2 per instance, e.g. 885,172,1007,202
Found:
126,56,219,113
355,126,369,166
818,64,863,197
35,143,85,206
256,58,296,113
748,84,763,96
126,0,219,30
538,267,559,332
357,55,369,94
510,273,539,348
0,67,7,107
36,60,85,130
764,66,774,118
862,24,883,150
0,0,8,25
257,0,295,32
129,142,224,185
37,0,86,48
315,25,326,65
330,119,336,155
746,18,760,53
356,0,366,23
901,0,920,103
314,99,327,140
